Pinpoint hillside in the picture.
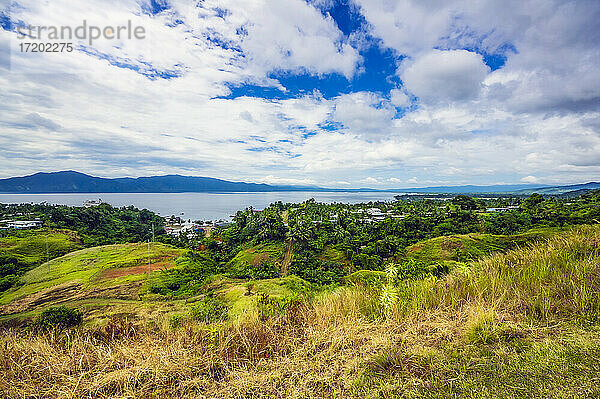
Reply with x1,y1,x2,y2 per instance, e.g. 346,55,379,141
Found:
404,228,561,263
0,229,84,293
0,225,598,397
516,181,600,195
0,243,185,317
0,229,83,269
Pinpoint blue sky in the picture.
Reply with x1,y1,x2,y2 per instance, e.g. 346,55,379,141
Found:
0,0,599,188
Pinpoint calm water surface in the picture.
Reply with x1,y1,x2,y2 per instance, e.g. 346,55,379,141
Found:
0,192,401,221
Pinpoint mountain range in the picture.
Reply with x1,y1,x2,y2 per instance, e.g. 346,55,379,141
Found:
0,171,597,195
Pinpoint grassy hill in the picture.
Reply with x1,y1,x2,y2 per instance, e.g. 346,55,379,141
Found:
404,227,561,263
0,229,83,270
0,243,185,317
0,240,313,328
1,225,599,397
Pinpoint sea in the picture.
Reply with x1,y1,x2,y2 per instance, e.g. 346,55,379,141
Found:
0,192,402,222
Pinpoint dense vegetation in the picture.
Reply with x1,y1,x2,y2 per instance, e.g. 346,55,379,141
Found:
1,225,599,398
161,190,600,291
0,203,165,292
0,202,165,246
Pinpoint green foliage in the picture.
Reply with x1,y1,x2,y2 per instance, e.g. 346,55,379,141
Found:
0,202,165,247
189,295,229,323
34,306,83,331
225,242,283,279
148,251,221,297
0,274,19,292
256,292,301,321
452,195,479,211
289,251,347,285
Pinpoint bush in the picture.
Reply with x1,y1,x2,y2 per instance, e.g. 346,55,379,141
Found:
256,293,302,321
0,274,18,292
148,251,221,297
34,306,83,331
189,295,229,323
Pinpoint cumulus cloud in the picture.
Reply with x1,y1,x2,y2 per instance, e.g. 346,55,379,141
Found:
333,91,395,136
0,0,598,188
401,50,490,104
389,89,410,108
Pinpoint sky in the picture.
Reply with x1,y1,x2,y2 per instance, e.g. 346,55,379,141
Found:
0,0,599,188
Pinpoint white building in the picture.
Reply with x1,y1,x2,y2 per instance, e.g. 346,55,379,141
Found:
7,220,43,229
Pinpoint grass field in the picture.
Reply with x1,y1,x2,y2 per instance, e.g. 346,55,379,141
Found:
0,242,184,307
0,225,598,397
404,227,561,263
0,229,83,269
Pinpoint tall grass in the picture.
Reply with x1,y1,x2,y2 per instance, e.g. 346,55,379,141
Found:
1,225,599,398
392,225,600,321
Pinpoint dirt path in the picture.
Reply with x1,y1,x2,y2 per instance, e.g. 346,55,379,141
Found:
281,239,293,276
0,280,146,316
0,282,81,316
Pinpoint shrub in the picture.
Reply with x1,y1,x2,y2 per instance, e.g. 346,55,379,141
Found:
256,293,302,321
34,306,83,331
0,274,18,292
189,295,229,323
169,314,185,329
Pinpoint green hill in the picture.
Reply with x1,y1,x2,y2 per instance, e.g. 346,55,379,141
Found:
0,243,185,316
0,229,83,270
404,228,561,263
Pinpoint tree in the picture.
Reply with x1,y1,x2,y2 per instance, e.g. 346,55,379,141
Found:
452,195,478,211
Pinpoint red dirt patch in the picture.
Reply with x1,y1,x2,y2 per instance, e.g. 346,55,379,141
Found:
408,244,423,252
441,239,464,251
101,261,176,279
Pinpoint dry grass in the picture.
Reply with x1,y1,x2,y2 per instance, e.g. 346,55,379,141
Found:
1,225,600,398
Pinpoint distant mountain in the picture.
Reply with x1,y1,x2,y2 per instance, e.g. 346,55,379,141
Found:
0,171,597,195
515,182,600,195
387,184,551,194
0,171,310,193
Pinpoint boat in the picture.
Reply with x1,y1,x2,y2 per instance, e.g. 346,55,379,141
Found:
83,199,104,207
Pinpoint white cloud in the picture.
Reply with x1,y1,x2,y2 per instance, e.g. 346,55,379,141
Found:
333,91,395,136
521,175,539,183
0,0,598,189
401,50,490,104
389,89,410,108
212,0,361,79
